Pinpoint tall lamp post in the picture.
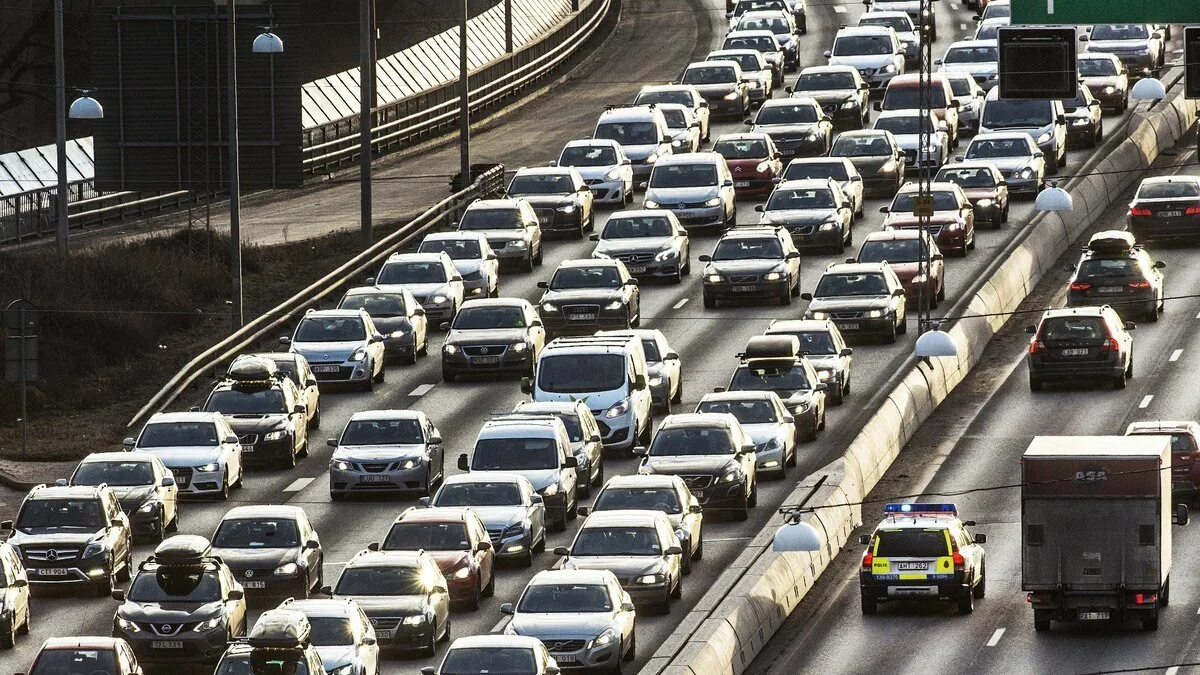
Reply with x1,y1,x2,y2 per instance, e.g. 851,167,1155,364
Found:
359,0,376,246
915,0,934,334
53,0,104,257
459,0,471,187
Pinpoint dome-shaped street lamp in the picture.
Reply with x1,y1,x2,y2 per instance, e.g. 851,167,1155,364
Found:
1035,183,1074,212
68,93,103,119
252,30,284,54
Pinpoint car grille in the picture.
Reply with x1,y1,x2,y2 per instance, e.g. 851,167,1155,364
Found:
367,617,403,631
141,622,196,636
595,419,611,436
669,201,714,210
238,433,259,445
585,178,606,185
546,639,587,653
857,66,877,77
485,525,506,542
21,546,81,561
681,474,714,490
614,252,656,264
821,102,839,113
170,467,194,487
832,311,864,319
535,208,557,224
729,274,759,283
461,344,509,357
788,224,815,235
563,304,601,319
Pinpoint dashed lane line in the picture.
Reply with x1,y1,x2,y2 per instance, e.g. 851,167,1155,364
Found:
1139,395,1154,409
986,628,1006,647
833,5,847,12
409,383,436,397
1171,349,1183,362
283,477,314,493
674,298,689,310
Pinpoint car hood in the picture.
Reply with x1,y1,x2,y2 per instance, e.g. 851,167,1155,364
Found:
844,156,891,173
645,185,719,203
334,443,428,462
397,283,453,300
1065,107,1092,118
222,415,290,434
807,296,892,312
885,214,959,228
209,547,297,571
143,446,223,468
829,55,892,69
446,327,529,346
690,83,740,98
642,455,738,475
315,645,357,672
450,258,485,275
741,424,785,446
427,550,472,574
793,89,856,103
1080,75,1122,90
113,485,157,509
595,237,675,256
621,144,663,161
456,505,526,529
961,187,1000,201
534,390,624,414
939,62,997,77
291,341,366,361
572,164,620,180
509,613,615,639
514,194,577,208
805,354,841,370
9,528,102,546
342,595,426,616
761,208,838,225
118,600,224,623
885,260,921,281
370,316,413,334
471,229,527,241
502,469,561,493
707,259,785,275
753,123,820,136
563,556,665,577
975,155,1033,171
541,289,625,304
1087,40,1150,53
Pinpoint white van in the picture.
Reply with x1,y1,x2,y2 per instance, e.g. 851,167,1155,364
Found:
522,335,653,454
978,89,1068,173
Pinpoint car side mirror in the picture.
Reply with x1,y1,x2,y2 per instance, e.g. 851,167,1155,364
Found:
665,352,679,361
320,585,333,596
840,347,853,356
548,667,561,675
293,404,306,415
452,275,464,283
638,181,649,190
784,86,793,94
589,233,600,241
1055,114,1066,125
228,589,244,601
326,438,339,448
859,534,872,545
367,542,381,552
588,434,602,443
577,505,590,517
439,321,452,331
278,336,292,345
689,504,702,514
626,278,639,286
531,494,543,504
1125,321,1137,331
997,179,1007,186
305,378,318,387
873,101,882,111
823,50,832,59
800,292,813,301
621,158,632,165
189,406,201,412
305,540,320,550
363,636,377,646
429,435,442,445
500,602,515,615
754,204,765,212
161,476,175,487
413,308,427,317
934,58,943,66
487,253,498,260
521,376,533,394
632,446,648,456
743,117,754,126
433,585,448,595
931,253,944,261
974,533,987,544
537,281,549,289
457,454,470,471
1174,503,1189,526
476,540,492,552
0,520,12,531
1033,151,1044,158
892,289,905,297
713,386,725,393
722,179,735,187
786,252,800,260
665,545,683,556
418,496,431,507
698,254,712,262
634,374,648,391
12,578,27,588
1025,325,1037,334
1155,260,1166,269
879,206,889,213
621,601,636,612
122,437,136,448
111,589,126,602
815,383,828,391
1153,32,1163,39
563,456,579,468
553,546,571,556
225,435,240,444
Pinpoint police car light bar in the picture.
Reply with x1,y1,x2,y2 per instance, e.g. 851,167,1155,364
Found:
883,503,958,516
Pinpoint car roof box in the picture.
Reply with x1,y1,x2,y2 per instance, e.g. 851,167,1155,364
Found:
1086,230,1135,254
742,335,800,360
152,535,212,566
249,608,311,650
227,355,279,381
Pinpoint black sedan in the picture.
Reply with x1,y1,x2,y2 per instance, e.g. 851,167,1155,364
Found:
1127,176,1200,243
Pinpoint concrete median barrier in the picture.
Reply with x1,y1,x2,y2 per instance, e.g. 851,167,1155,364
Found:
644,82,1198,675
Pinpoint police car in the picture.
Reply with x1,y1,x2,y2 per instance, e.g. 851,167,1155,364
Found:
858,503,986,614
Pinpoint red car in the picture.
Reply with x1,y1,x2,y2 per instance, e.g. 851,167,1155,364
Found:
880,182,976,255
375,507,495,609
853,229,946,308
712,132,783,199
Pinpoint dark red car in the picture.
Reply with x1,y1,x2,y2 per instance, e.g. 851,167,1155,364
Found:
880,182,976,255
853,229,945,307
712,132,783,199
376,507,496,609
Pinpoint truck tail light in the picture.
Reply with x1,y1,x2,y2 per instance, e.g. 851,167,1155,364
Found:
1069,282,1091,292
1129,207,1151,217
1128,280,1151,289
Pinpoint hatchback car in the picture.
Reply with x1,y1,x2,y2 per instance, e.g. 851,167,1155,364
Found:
658,103,703,153
733,10,800,70
456,198,543,271
1124,422,1200,499
281,309,386,389
325,550,450,656
763,319,853,404
787,65,870,129
934,161,1009,227
1077,53,1130,112
422,635,560,675
369,251,465,324
376,507,495,609
632,84,712,141
635,413,758,520
507,166,595,237
441,298,545,380
724,335,827,441
642,152,738,231
327,409,445,499
1127,176,1200,243
590,209,691,282
878,73,961,148
678,60,750,119
960,132,1046,195
972,16,1008,41
857,10,919,67
977,91,1067,173
1066,231,1165,321
830,129,906,197
335,286,429,364
782,157,865,217
854,229,945,308
210,505,323,601
538,259,641,335
278,597,380,675
593,104,675,179
712,132,783,199
696,391,797,477
721,29,786,83
418,231,501,300
200,357,310,468
802,262,908,342
69,452,179,542
585,474,704,571
755,179,854,253
824,26,905,93
1026,306,1135,391
881,182,976,255
554,138,635,207
869,0,936,39
22,637,143,675
935,40,999,95
700,226,802,307
1082,23,1163,79
124,412,244,500
424,473,548,567
0,542,30,649
1062,84,1104,149
746,97,833,160
942,72,986,133
511,400,607,496
873,109,950,171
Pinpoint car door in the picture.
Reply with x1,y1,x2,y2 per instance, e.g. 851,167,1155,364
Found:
658,334,681,395
299,514,321,589
557,432,578,505
481,241,500,291
773,396,797,453
426,419,445,484
356,605,380,673
427,559,451,629
656,518,683,582
283,385,308,453
469,515,495,588
361,315,385,369
218,417,243,483
295,359,321,422
222,568,247,634
526,305,547,356
152,458,178,525
676,482,703,545
527,485,547,540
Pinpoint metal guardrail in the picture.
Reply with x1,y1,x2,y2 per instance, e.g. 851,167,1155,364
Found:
1,0,611,245
125,165,506,430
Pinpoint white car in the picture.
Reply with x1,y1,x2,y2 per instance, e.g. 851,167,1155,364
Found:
696,390,797,478
124,411,245,499
824,26,905,94
781,157,866,218
960,131,1047,195
973,16,1008,41
936,40,999,92
418,231,500,299
553,138,634,207
873,109,949,171
858,10,919,66
658,103,702,153
370,251,466,324
633,84,712,142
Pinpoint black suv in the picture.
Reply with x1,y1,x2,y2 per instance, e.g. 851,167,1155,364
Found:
802,262,908,343
1026,306,1136,391
68,452,179,542
111,535,248,667
1066,230,1165,322
1,484,132,595
723,335,826,441
199,356,310,469
209,505,324,602
635,413,759,520
700,226,802,307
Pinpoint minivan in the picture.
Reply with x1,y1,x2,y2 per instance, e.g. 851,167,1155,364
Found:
978,88,1067,173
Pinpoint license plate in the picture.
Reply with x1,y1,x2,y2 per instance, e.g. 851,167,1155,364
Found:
1098,286,1124,294
553,653,578,663
836,322,860,331
243,580,266,589
1079,611,1110,621
311,365,340,373
734,180,751,187
470,356,501,365
1160,210,1183,218
732,285,757,293
1060,348,1089,357
628,266,647,274
152,641,184,649
691,490,704,499
362,475,391,483
896,562,928,571
35,568,68,576
375,630,392,640
241,444,255,453
569,313,597,322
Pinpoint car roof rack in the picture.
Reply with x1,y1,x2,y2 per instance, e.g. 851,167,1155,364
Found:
141,535,223,570
604,103,655,111
248,608,312,650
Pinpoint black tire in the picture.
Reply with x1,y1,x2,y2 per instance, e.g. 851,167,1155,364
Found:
703,293,716,309
733,493,750,521
483,570,496,597
1143,611,1159,631
672,379,683,404
624,632,636,662
1113,370,1127,389
861,594,877,615
747,481,758,507
422,624,438,657
1,615,15,649
443,368,457,383
694,531,704,560
297,438,309,459
522,253,535,273
280,444,297,470
467,579,481,611
95,565,115,597
1034,610,1051,632
219,476,231,500
671,576,683,599
150,511,166,543
973,567,986,599
521,539,535,568
885,322,897,344
167,508,180,532
780,289,792,306
550,510,567,533
311,407,321,430
897,314,908,334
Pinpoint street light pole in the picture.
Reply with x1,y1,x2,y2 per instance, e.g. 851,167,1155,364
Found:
916,0,934,334
54,0,69,257
359,0,376,246
459,0,471,186
226,0,244,331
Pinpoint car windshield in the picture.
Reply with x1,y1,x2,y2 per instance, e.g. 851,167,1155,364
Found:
713,138,769,160
378,261,447,284
891,191,959,212
981,100,1051,128
537,353,626,393
560,145,618,167
766,188,836,210
595,121,658,145
724,36,776,52
783,161,849,181
139,422,219,447
857,239,923,263
1077,258,1139,279
384,523,470,551
73,460,154,487
419,238,482,260
755,103,819,125
794,71,857,91
635,90,694,107
682,65,736,85
975,23,1003,40
1091,24,1148,40
473,437,560,470
594,487,682,514
711,54,759,72
966,138,1028,158
639,338,661,362
572,527,662,556
730,365,810,392
1040,316,1106,340
550,266,623,289
307,617,355,647
649,163,717,188
30,650,118,675
509,174,575,195
518,583,613,613
128,569,222,602
206,389,287,415
832,135,891,157
874,529,950,557
661,108,689,128
833,35,894,56
875,115,935,135
981,4,1010,19
649,426,734,455
336,566,424,596
944,45,998,63
602,216,673,238
459,208,523,230
738,17,788,34
453,306,527,329
793,330,837,355
216,656,309,675
859,16,911,32
435,482,522,507
18,499,101,529
1078,58,1118,76
937,167,995,188
440,648,537,675
698,399,778,424
883,86,947,109
1138,182,1200,199
712,238,783,260
1063,89,1090,109
340,418,423,445
946,76,975,97
213,518,300,549
815,272,889,296
294,317,366,342
338,292,406,317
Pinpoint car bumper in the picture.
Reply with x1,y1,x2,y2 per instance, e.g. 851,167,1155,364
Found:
685,479,748,508
1091,88,1126,108
1129,217,1200,242
809,315,894,336
227,571,311,600
416,303,456,323
541,638,623,671
860,573,967,601
935,227,968,253
654,205,724,229
365,617,437,651
462,278,492,298
972,200,1003,224
755,445,786,472
772,139,826,159
382,333,419,356
649,380,671,408
127,507,166,536
442,348,533,375
330,463,429,495
1066,122,1096,144
238,436,295,466
703,96,745,117
611,256,682,278
593,410,635,451
541,312,631,335
732,176,776,198
586,178,627,204
1003,175,1039,194
494,532,536,559
165,466,226,496
1067,291,1153,313
536,209,586,233
705,279,790,300
863,175,901,195
492,244,532,262
784,226,843,250
1028,355,1123,380
23,557,111,585
622,580,672,606
120,627,231,665
309,361,374,385
1111,53,1156,77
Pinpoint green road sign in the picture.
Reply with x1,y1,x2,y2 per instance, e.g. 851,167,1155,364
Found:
1011,0,1200,25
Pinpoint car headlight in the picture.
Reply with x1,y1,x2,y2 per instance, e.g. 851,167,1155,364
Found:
511,341,529,353
816,369,834,381
605,398,631,418
723,91,739,100
703,197,722,207
558,204,577,213
1103,85,1115,94
83,540,107,558
864,309,885,318
880,159,898,173
635,574,665,584
790,399,812,413
644,199,661,208
590,627,619,649
193,616,223,633
400,459,417,469
645,153,659,165
542,483,560,497
510,239,528,248
452,566,472,580
976,198,993,208
137,499,161,514
747,80,762,89
882,63,897,73
604,300,624,311
403,614,427,626
604,167,621,181
443,343,459,354
502,523,526,539
349,349,367,362
329,666,356,675
1036,132,1051,144
195,462,220,473
1018,167,1033,178
945,221,962,231
264,430,287,442
818,221,836,231
331,460,353,471
718,468,742,483
116,617,141,633
762,437,783,453
430,294,449,305
274,562,300,576
1070,117,1089,126
542,302,559,313
389,329,407,339
764,271,784,281
841,99,857,109
655,248,678,261
807,310,828,320
706,274,723,283
648,376,664,386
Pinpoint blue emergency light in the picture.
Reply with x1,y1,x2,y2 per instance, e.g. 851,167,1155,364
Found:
883,503,958,516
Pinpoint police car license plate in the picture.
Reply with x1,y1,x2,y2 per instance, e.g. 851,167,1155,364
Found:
1060,348,1089,357
375,630,392,640
569,313,597,321
470,356,501,365
243,581,266,589
152,641,184,649
628,266,647,274
896,562,928,571
1079,611,1110,621
734,180,750,188
732,285,756,293
362,475,390,483
311,365,340,373
35,568,68,576
836,322,860,331
1098,286,1123,294
553,654,578,663
1160,210,1183,218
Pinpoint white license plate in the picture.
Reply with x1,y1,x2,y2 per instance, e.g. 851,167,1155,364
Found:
1079,611,1110,621
734,180,751,187
896,562,928,571
628,266,647,274
152,641,184,649
243,580,266,589
732,285,757,293
1060,348,1089,356
241,444,254,453
470,356,501,365
375,630,392,640
311,365,340,373
553,653,578,663
1098,286,1124,294
361,475,391,483
691,490,704,499
1160,210,1183,217
837,322,860,331
569,314,597,321
35,568,68,576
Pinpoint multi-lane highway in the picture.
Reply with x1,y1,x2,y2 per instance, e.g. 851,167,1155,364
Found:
0,0,1184,671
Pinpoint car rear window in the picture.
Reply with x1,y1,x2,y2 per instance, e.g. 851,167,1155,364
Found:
1137,182,1200,199
1077,258,1138,279
874,529,949,557
1040,317,1106,340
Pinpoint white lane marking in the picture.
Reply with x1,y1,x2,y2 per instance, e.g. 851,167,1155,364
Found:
986,628,1006,647
409,383,436,397
1139,395,1154,409
1195,309,1200,319
1165,667,1179,675
1170,349,1183,362
674,298,689,310
283,477,314,493
490,617,510,633
960,22,968,31
833,5,847,12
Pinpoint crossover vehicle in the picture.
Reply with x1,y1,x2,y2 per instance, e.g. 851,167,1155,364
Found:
327,409,444,499
824,26,905,93
642,152,738,230
755,179,854,253
935,40,999,94
1081,23,1164,79
636,413,758,520
854,229,945,308
227,353,322,429
867,0,935,39
369,251,465,323
858,10,919,67
200,356,310,468
2,483,132,595
376,507,495,609
22,637,143,675
335,286,429,364
764,319,853,404
700,226,802,307
69,452,178,542
746,97,833,160
279,597,380,675
881,182,976,255
878,73,961,147
556,510,684,612
782,157,865,217
873,109,949,171
829,129,906,197
210,505,323,601
456,198,544,271
424,473,547,567
590,209,691,282
1077,53,1129,112
631,85,711,142
733,10,800,70
0,542,30,648
712,132,783,199
658,103,702,153
723,335,826,440
934,161,1009,227
422,635,561,675
441,298,545,380
501,569,637,671
592,105,674,179
977,90,1067,173
598,328,683,414
696,391,796,477
586,474,703,571
213,608,325,675
803,262,908,342
537,259,641,336
721,29,786,82
1124,422,1200,499
511,400,606,496
324,550,450,656
787,65,870,129
942,72,986,134
554,138,635,206
706,49,773,105
124,412,244,500
507,166,595,237
1025,306,1135,391
418,230,500,299
1126,176,1200,243
1065,230,1165,322
281,309,386,389
111,535,247,667
1063,84,1104,149
960,132,1046,195
726,0,789,30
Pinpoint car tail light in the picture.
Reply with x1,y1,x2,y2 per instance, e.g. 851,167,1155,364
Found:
1100,336,1120,352
861,553,874,571
1129,207,1152,217
1128,280,1151,289
1186,205,1200,216
1069,282,1091,292
952,551,965,571
1028,339,1046,354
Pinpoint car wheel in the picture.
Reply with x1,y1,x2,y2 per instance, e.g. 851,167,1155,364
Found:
672,378,683,404
404,345,418,365
167,507,180,532
624,632,636,662
467,579,482,611
522,253,534,272
151,511,166,543
219,477,230,500
18,604,30,635
281,444,297,470
1034,610,1052,631
734,492,750,521
483,569,496,597
422,624,438,657
311,406,321,429
1,617,14,649
297,437,309,459
703,293,716,309
957,588,974,614
1113,369,1127,389
786,444,797,467
885,321,897,344
1029,375,1044,392
747,481,758,507
973,566,986,599
780,288,792,306
671,575,683,599
521,540,535,568
442,368,457,383
95,567,115,597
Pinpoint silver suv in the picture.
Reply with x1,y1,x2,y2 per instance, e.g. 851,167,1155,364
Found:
124,411,244,500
